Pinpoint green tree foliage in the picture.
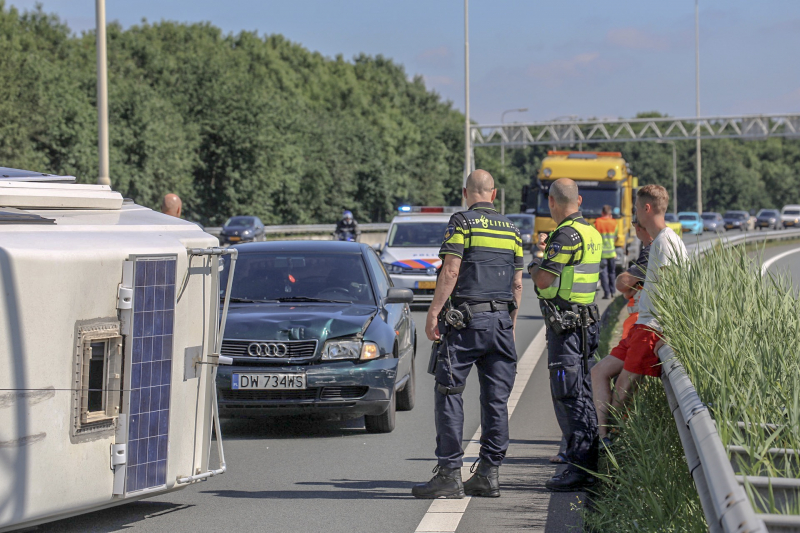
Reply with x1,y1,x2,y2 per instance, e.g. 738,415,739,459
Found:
3,4,798,223
0,3,464,224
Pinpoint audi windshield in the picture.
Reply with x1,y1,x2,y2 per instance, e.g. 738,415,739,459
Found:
388,222,449,247
220,252,375,305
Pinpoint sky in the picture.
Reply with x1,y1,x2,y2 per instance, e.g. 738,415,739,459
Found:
7,0,800,124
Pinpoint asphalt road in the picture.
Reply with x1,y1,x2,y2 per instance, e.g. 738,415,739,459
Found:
762,240,800,285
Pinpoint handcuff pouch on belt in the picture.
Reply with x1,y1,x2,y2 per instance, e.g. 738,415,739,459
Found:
443,301,473,330
541,300,579,336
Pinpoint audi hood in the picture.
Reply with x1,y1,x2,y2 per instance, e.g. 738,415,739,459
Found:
223,303,377,344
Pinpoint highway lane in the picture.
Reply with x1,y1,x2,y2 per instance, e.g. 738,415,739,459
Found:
762,240,800,284
40,261,552,533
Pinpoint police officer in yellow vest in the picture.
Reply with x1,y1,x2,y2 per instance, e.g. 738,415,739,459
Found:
529,178,602,491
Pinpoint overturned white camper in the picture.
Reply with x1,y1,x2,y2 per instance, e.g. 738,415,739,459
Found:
0,168,236,531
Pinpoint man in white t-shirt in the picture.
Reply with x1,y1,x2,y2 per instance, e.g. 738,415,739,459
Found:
596,184,688,446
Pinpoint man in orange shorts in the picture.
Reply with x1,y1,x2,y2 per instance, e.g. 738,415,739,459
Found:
591,185,687,447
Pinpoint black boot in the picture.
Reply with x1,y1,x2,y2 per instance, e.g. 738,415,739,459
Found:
412,466,465,499
545,468,596,492
463,460,500,497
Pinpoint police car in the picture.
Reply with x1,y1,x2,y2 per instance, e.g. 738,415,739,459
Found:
380,206,460,303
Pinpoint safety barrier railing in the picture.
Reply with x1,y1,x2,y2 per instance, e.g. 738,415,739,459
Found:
203,222,389,237
660,227,800,533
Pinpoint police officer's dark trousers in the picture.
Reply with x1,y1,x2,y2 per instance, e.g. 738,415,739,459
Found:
599,258,616,297
543,305,600,472
434,310,517,469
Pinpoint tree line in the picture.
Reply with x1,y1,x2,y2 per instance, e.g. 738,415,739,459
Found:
2,3,798,225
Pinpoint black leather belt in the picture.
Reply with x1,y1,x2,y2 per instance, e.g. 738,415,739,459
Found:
451,300,512,313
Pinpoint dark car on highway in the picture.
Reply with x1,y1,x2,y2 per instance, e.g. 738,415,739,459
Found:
723,211,753,232
215,241,416,433
756,209,781,230
220,216,266,245
507,213,535,250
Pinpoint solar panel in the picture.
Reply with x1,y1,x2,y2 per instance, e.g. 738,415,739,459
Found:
126,257,176,493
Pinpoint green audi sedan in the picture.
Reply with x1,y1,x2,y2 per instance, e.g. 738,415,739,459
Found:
215,241,416,433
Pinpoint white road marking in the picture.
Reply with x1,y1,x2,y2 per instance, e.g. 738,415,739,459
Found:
414,326,548,533
761,246,800,276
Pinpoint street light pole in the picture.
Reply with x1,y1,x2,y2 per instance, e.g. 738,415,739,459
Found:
695,0,702,213
463,0,470,192
500,108,528,176
657,140,678,215
96,0,110,187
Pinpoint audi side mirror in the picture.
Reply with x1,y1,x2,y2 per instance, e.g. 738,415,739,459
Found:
384,288,414,305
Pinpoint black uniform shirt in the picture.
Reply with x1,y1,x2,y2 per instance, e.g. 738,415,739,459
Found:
626,244,651,281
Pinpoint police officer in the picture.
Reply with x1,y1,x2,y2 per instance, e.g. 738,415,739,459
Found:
412,169,524,499
528,178,602,492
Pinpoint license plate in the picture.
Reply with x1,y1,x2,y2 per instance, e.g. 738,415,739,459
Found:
228,236,241,242
232,373,306,390
725,224,733,229
786,222,795,226
417,281,436,289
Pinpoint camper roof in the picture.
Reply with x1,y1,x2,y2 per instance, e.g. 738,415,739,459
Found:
0,167,76,183
0,168,123,210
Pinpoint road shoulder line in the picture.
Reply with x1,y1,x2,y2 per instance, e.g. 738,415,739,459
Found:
414,326,548,533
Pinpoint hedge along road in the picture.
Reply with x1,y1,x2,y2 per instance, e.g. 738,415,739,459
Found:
39,253,589,533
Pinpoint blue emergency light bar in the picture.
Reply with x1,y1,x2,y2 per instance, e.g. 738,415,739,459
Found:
397,206,460,214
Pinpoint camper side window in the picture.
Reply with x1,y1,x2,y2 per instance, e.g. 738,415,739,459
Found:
73,322,123,435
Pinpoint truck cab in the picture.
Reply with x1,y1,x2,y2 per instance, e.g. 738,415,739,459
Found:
521,151,639,269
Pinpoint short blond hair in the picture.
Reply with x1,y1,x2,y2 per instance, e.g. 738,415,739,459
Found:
637,184,669,215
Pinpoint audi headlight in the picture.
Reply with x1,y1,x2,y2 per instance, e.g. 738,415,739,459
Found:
321,339,381,361
383,262,404,275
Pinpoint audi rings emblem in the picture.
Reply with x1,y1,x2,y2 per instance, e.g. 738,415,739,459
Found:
248,342,289,357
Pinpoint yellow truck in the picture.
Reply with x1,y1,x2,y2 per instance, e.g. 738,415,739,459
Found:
520,150,639,270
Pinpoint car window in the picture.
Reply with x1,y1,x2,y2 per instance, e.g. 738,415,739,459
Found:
678,214,697,221
220,252,375,304
507,216,534,231
701,214,717,220
785,209,800,216
225,216,255,226
759,210,779,217
365,248,393,298
388,222,449,247
724,212,746,219
664,213,678,222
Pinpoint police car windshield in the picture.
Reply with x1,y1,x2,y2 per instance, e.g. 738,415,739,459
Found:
225,216,256,227
537,187,620,219
388,222,449,247
507,215,534,231
220,252,375,305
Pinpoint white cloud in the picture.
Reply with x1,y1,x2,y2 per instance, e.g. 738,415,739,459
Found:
527,52,601,87
415,46,453,68
606,27,670,51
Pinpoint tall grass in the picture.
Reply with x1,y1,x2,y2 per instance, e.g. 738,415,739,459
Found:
585,379,707,532
653,243,800,514
586,242,800,528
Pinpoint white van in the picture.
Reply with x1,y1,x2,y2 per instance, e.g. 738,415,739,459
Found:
780,204,800,229
0,168,235,531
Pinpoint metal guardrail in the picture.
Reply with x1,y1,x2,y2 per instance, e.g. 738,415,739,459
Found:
660,228,800,533
203,223,389,237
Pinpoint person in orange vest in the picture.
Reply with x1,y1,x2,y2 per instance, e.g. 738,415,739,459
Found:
594,205,618,299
